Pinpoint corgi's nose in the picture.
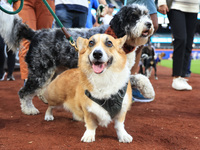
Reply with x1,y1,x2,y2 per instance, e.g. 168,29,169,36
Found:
93,50,103,60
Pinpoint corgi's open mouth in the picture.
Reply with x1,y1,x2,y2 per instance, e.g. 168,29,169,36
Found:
90,57,113,74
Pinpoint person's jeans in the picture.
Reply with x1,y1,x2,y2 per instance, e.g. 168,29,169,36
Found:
56,7,87,28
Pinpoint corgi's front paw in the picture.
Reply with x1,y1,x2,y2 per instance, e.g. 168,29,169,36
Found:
118,131,133,143
81,129,95,142
44,114,54,121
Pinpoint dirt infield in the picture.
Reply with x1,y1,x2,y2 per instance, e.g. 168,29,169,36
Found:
0,66,200,150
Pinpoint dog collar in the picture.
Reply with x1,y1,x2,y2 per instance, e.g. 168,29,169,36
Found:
105,27,135,54
123,43,136,54
85,83,128,119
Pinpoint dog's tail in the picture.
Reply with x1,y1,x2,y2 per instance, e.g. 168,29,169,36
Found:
0,2,35,52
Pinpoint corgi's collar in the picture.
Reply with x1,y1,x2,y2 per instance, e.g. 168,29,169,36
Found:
85,83,128,118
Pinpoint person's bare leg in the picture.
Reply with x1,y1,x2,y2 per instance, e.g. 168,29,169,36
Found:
150,13,158,33
131,46,143,74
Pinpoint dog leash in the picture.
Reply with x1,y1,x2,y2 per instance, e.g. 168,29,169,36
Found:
0,0,23,14
42,0,78,51
0,0,78,51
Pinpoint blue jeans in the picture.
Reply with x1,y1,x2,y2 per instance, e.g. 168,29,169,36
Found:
55,6,87,28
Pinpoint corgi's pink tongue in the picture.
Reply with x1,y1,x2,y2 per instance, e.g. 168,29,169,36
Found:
92,63,105,74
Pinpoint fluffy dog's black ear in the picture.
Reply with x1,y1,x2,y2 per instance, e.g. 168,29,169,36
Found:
110,6,127,38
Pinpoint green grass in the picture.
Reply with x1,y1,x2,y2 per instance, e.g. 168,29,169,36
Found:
158,59,200,74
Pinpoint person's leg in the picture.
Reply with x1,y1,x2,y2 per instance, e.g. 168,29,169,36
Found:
181,13,197,77
13,0,37,80
59,9,73,28
167,10,187,77
72,12,88,28
0,36,5,79
168,10,192,90
138,61,144,74
185,55,192,77
36,0,55,29
131,46,143,74
150,13,158,33
6,47,16,80
55,5,73,28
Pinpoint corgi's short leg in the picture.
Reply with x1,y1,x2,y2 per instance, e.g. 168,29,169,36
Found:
44,106,54,121
114,113,133,143
81,129,96,143
81,113,97,142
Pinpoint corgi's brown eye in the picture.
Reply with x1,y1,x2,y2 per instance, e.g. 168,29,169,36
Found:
89,40,95,47
105,41,113,47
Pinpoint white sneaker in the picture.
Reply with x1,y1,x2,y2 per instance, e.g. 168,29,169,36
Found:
0,72,6,81
172,77,192,90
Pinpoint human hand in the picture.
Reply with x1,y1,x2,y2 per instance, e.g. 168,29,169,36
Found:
158,5,169,15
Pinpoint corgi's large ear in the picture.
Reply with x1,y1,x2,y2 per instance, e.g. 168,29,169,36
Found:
76,37,88,52
117,35,127,48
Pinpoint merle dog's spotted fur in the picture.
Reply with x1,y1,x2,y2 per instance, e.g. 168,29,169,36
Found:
0,2,153,115
20,26,109,98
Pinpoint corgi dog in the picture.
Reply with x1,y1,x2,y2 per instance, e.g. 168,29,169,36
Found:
41,34,133,143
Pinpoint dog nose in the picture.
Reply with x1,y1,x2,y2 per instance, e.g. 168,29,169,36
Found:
146,22,152,28
93,50,103,60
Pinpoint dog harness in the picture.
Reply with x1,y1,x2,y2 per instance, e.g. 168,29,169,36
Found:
85,83,128,119
105,26,136,54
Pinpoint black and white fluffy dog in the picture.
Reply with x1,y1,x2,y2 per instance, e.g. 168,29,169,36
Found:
0,2,154,115
139,44,166,80
139,44,157,78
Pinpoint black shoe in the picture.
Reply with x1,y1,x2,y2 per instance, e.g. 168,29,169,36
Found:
7,75,15,81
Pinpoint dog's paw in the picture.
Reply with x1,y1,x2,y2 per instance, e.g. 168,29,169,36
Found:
131,74,155,99
118,132,133,143
21,106,40,115
44,114,54,121
81,129,95,143
20,99,40,115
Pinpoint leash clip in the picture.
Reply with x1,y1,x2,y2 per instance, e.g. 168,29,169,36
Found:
69,39,78,51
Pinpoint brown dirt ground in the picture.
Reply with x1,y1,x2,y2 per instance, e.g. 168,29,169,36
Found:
0,66,200,150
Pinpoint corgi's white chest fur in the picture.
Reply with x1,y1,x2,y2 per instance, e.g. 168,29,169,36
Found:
87,64,130,99
85,63,130,126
